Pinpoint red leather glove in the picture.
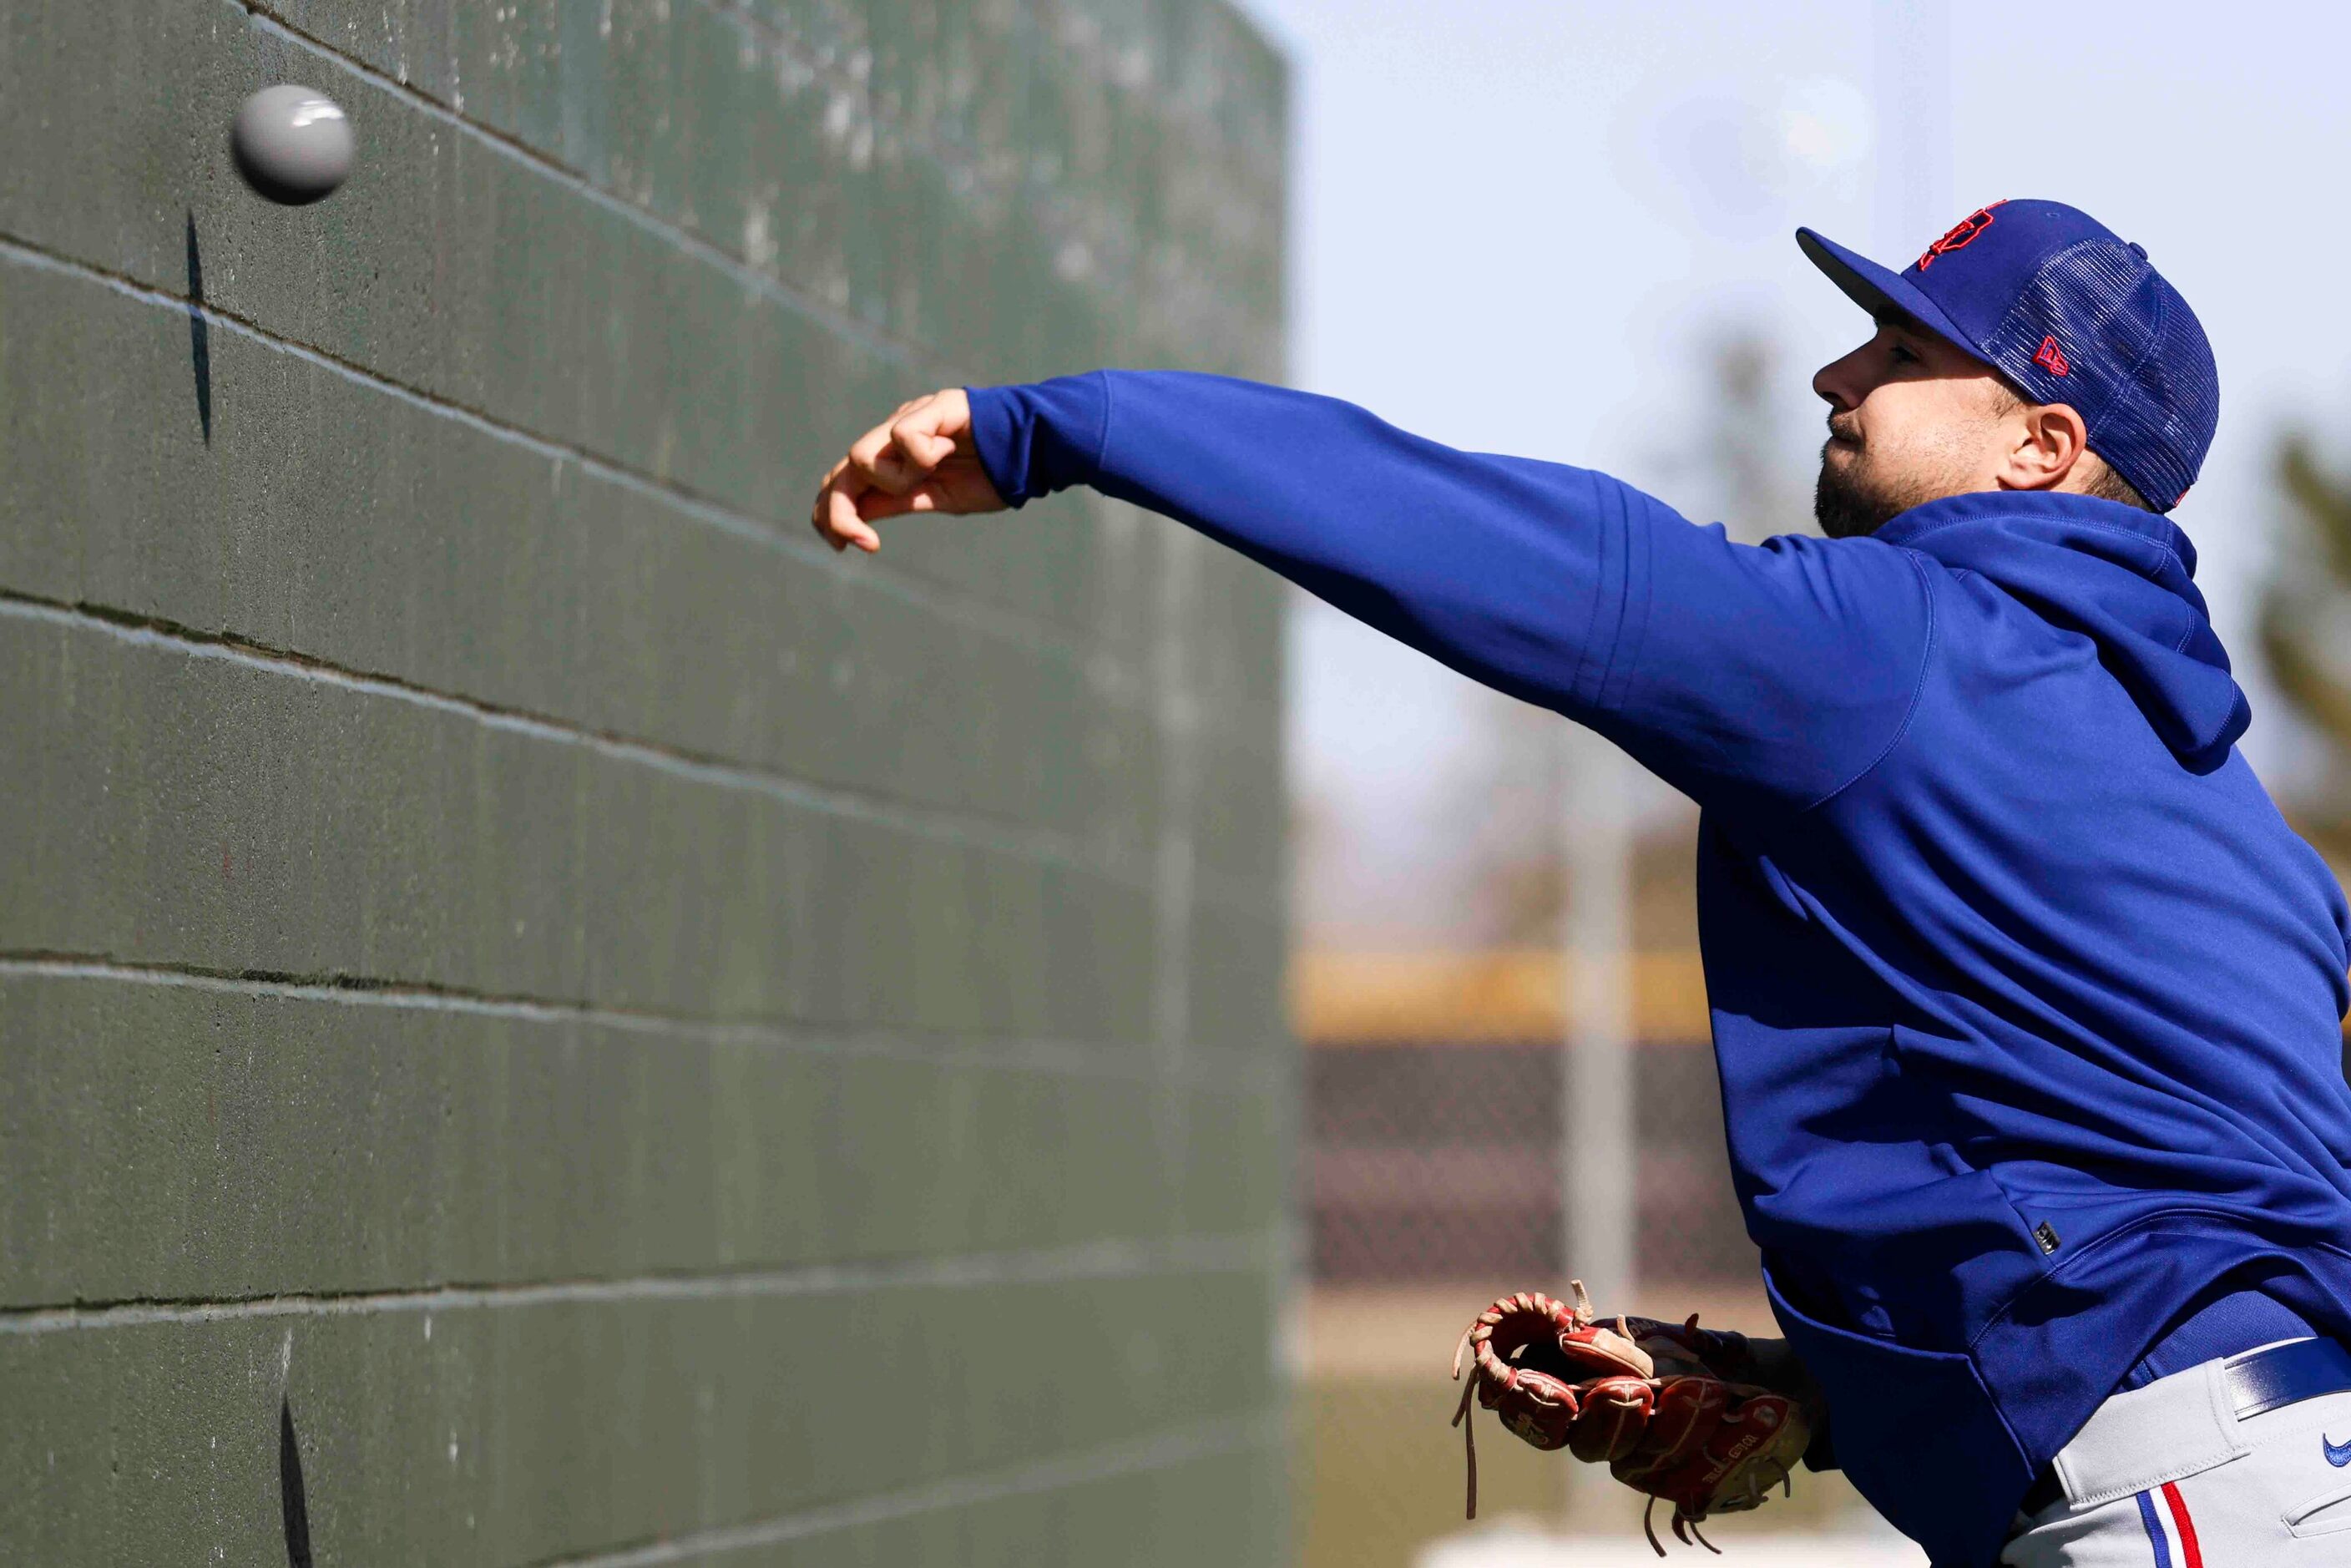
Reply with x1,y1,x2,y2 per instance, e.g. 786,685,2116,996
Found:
1451,1282,1814,1555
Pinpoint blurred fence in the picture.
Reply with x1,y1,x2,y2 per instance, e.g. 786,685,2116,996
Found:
1297,948,1752,1289
1287,940,1907,1565
1308,1039,1760,1288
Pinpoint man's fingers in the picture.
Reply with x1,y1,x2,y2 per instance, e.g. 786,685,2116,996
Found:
816,388,993,553
813,456,851,508
845,394,960,498
845,418,920,496
811,466,994,554
809,467,881,552
892,413,957,470
822,481,881,551
852,480,956,525
1565,1378,1654,1464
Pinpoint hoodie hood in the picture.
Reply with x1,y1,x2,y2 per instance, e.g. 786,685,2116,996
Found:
1875,491,2249,773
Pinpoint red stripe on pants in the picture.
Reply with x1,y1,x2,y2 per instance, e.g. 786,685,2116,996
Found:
2160,1481,2203,1568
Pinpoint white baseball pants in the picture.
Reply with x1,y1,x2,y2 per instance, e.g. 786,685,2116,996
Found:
2001,1342,2351,1565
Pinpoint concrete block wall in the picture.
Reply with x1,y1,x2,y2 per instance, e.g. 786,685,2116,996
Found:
0,3,1289,1562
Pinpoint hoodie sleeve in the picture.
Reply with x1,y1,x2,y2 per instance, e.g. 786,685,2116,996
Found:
968,370,1934,815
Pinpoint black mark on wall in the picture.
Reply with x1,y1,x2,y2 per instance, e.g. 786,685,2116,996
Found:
279,1398,312,1568
185,212,211,443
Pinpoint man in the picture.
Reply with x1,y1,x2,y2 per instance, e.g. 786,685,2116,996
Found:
811,200,2351,1565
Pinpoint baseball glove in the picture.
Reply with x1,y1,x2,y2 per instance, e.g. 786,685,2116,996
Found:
1449,1281,1812,1555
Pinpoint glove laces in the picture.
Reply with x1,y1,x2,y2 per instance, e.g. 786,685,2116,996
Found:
1449,1364,1482,1520
1645,1494,1722,1557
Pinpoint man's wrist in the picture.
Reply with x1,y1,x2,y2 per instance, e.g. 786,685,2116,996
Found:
963,372,1113,509
1737,1335,1837,1469
1742,1335,1823,1404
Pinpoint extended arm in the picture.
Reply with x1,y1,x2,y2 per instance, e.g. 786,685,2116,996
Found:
811,372,1935,815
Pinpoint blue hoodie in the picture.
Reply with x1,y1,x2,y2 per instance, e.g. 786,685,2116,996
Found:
967,370,2351,1567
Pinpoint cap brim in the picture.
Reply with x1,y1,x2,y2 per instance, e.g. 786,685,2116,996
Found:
1796,227,1991,372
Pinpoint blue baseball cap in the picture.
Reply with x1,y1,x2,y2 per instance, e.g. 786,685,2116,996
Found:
1797,200,2217,511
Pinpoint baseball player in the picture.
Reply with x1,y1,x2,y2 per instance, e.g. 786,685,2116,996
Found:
811,200,2351,1566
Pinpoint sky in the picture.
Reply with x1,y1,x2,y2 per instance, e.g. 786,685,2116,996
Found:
1230,0,2351,943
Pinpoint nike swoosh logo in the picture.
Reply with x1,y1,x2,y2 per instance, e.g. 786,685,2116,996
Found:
2325,1434,2351,1467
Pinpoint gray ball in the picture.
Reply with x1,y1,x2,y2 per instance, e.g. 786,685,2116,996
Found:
230,86,353,205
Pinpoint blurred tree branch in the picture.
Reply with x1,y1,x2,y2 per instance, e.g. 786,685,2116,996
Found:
2258,434,2351,866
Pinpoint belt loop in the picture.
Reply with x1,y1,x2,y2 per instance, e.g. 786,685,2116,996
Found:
2202,1352,2241,1435
2048,1354,2249,1509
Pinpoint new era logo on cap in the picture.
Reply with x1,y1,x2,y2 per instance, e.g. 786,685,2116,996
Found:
1796,199,2218,511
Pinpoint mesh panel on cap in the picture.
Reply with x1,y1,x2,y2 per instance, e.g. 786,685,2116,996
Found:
2110,276,2221,509
1980,238,2217,510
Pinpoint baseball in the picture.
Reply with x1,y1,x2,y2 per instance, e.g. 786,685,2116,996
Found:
230,85,354,205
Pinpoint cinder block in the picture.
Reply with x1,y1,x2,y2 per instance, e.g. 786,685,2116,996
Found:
1182,1079,1292,1241
1186,898,1288,1060
0,968,1221,1308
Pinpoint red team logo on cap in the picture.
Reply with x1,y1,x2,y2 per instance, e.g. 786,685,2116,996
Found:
2034,335,2070,377
1917,201,2008,270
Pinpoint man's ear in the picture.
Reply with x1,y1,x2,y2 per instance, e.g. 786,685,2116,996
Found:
1999,400,2091,493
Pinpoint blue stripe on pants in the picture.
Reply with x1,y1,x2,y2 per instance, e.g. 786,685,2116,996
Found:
2136,1490,2172,1568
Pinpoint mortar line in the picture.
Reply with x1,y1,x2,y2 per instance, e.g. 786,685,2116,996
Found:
523,1409,1282,1568
0,1232,1281,1335
0,589,1148,888
0,233,1104,670
0,953,1287,1094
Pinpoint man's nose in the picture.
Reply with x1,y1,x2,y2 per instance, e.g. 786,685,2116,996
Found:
1813,349,1865,413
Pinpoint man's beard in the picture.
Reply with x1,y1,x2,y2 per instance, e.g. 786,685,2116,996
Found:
1813,435,1925,539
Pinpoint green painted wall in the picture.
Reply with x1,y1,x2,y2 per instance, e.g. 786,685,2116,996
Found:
0,3,1290,1562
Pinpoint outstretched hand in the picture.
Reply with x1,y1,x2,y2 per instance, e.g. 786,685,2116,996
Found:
809,387,1008,554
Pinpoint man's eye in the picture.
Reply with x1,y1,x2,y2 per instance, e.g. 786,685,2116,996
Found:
1888,344,1919,365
